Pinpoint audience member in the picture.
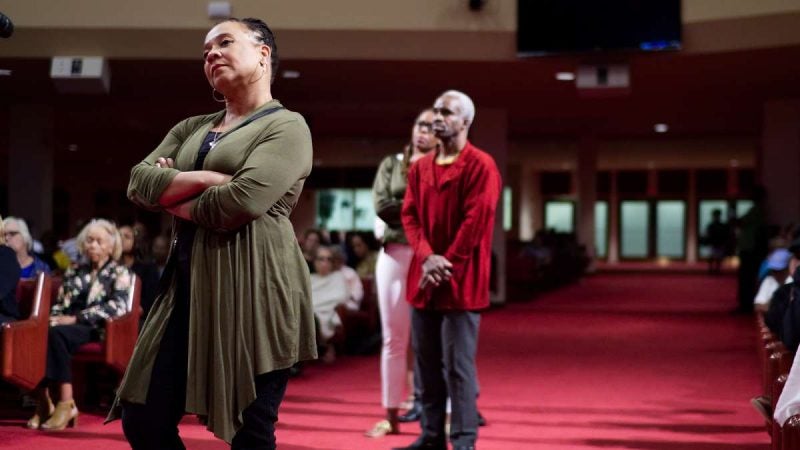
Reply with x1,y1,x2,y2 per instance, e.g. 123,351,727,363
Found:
330,245,363,310
0,215,21,325
774,238,800,429
38,231,64,275
754,248,792,312
776,239,800,351
396,90,500,450
759,236,790,282
302,228,327,273
3,217,51,280
119,224,161,324
27,219,132,431
150,234,170,277
310,246,351,363
348,232,378,278
366,108,438,438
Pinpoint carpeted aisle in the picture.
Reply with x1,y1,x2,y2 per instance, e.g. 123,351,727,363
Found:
0,274,767,449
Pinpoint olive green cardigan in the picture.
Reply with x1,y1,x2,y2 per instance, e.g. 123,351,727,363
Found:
372,153,410,245
107,100,318,443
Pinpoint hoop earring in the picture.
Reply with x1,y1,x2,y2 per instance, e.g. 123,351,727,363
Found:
212,89,226,103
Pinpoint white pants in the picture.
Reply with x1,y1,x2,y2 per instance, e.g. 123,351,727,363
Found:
376,243,414,408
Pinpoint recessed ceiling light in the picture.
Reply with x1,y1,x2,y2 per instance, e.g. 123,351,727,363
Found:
730,159,740,167
654,123,669,133
0,69,11,76
555,71,575,81
282,70,300,79
68,144,79,152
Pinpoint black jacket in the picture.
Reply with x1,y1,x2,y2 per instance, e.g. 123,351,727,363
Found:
0,245,21,321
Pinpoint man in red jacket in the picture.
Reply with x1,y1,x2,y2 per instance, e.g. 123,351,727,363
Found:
395,90,501,450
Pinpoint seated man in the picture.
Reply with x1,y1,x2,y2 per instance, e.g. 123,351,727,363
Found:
754,248,792,312
310,246,350,363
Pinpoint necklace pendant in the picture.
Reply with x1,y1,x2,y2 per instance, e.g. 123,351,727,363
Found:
209,141,217,149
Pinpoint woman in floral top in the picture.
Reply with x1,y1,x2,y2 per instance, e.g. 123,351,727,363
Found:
27,219,132,431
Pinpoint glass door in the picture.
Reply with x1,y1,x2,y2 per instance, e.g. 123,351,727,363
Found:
620,200,650,258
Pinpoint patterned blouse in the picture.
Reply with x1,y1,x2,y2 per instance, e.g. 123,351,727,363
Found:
51,260,132,329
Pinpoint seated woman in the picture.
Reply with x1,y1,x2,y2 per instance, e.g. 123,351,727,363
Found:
310,246,350,363
348,232,378,279
3,216,51,280
301,228,328,273
118,223,160,324
330,245,363,311
27,219,132,431
0,214,21,325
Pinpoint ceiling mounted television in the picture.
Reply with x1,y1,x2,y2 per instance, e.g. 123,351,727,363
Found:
517,1,682,56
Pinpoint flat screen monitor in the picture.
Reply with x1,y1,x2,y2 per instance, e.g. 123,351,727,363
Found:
517,1,682,56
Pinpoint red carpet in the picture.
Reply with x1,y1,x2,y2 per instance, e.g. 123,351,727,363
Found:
0,274,767,449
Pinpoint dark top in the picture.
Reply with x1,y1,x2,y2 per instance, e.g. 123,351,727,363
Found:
130,260,161,324
173,131,217,300
0,245,21,321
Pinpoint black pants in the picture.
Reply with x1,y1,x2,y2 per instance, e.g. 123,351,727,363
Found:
121,259,290,449
45,323,94,383
0,313,17,326
411,308,480,447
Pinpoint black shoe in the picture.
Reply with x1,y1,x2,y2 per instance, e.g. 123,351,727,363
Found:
478,411,486,427
288,363,303,377
398,402,422,423
391,437,446,450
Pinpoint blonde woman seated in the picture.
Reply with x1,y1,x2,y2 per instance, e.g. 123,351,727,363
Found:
27,219,132,431
310,246,355,363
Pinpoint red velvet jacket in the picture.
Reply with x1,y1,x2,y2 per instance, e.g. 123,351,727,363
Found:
401,141,501,310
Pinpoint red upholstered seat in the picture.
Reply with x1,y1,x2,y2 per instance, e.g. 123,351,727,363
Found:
71,274,141,373
77,342,103,354
69,275,141,404
1,273,53,390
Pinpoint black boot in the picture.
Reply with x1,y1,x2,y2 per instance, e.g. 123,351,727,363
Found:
398,401,422,423
391,436,447,450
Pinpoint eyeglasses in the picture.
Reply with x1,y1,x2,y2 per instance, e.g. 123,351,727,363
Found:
3,231,19,238
416,121,433,131
315,256,333,262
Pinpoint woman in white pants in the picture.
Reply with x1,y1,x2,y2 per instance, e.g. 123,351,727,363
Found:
366,109,438,437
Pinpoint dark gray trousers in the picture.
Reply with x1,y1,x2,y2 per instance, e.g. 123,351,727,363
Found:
411,308,480,447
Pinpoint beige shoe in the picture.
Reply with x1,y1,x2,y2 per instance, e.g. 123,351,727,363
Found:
364,419,399,438
40,400,78,431
26,397,55,429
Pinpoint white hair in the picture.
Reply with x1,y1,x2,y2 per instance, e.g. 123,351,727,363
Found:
77,218,123,261
439,89,476,125
3,216,33,252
